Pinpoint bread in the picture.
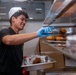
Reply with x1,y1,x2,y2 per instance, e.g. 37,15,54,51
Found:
33,57,41,64
59,28,66,34
55,36,63,41
46,36,55,40
56,28,66,41
55,36,66,41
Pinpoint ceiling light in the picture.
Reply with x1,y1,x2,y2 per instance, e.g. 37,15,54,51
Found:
29,17,33,19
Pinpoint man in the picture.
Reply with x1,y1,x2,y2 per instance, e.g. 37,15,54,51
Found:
0,7,54,75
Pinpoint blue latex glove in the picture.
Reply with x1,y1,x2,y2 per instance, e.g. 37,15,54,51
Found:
37,26,54,37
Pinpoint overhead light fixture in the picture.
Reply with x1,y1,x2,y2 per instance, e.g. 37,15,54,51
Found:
29,17,33,19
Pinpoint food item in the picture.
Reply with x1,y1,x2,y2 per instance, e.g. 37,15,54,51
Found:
61,3,76,17
55,28,66,41
55,36,62,41
33,57,41,64
55,36,64,41
46,28,66,41
46,36,55,40
55,34,66,41
59,28,66,34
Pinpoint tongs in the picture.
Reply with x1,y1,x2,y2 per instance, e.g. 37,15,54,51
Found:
43,0,73,27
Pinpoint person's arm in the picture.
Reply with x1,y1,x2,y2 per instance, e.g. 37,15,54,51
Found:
2,26,54,45
2,32,37,45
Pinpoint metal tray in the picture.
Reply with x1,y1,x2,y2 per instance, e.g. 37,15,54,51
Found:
44,40,76,61
21,55,56,71
45,40,66,44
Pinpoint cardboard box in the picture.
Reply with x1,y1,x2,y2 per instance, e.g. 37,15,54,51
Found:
35,38,65,71
39,38,62,53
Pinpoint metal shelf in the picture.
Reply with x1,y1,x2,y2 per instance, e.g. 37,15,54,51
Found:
43,40,76,61
50,23,76,28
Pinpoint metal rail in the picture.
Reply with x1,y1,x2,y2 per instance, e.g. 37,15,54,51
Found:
43,0,73,26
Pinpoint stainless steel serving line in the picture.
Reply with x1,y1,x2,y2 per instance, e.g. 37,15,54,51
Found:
21,0,76,72
43,40,76,61
46,23,76,28
41,0,76,61
43,0,73,26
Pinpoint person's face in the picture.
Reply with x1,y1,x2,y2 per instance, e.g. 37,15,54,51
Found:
12,14,27,30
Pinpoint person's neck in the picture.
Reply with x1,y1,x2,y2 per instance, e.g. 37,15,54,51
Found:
10,26,19,34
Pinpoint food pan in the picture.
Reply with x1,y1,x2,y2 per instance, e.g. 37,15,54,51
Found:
21,55,56,71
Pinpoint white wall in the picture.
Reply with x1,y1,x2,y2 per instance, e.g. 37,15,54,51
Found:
20,21,43,56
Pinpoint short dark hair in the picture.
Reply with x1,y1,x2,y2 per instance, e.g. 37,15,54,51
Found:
10,9,29,24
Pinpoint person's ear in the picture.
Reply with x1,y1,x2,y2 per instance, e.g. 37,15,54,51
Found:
12,16,16,22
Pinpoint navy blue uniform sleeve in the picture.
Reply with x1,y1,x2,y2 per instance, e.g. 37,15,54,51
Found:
0,29,10,43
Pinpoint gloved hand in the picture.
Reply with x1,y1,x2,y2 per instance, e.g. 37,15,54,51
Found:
37,26,54,37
